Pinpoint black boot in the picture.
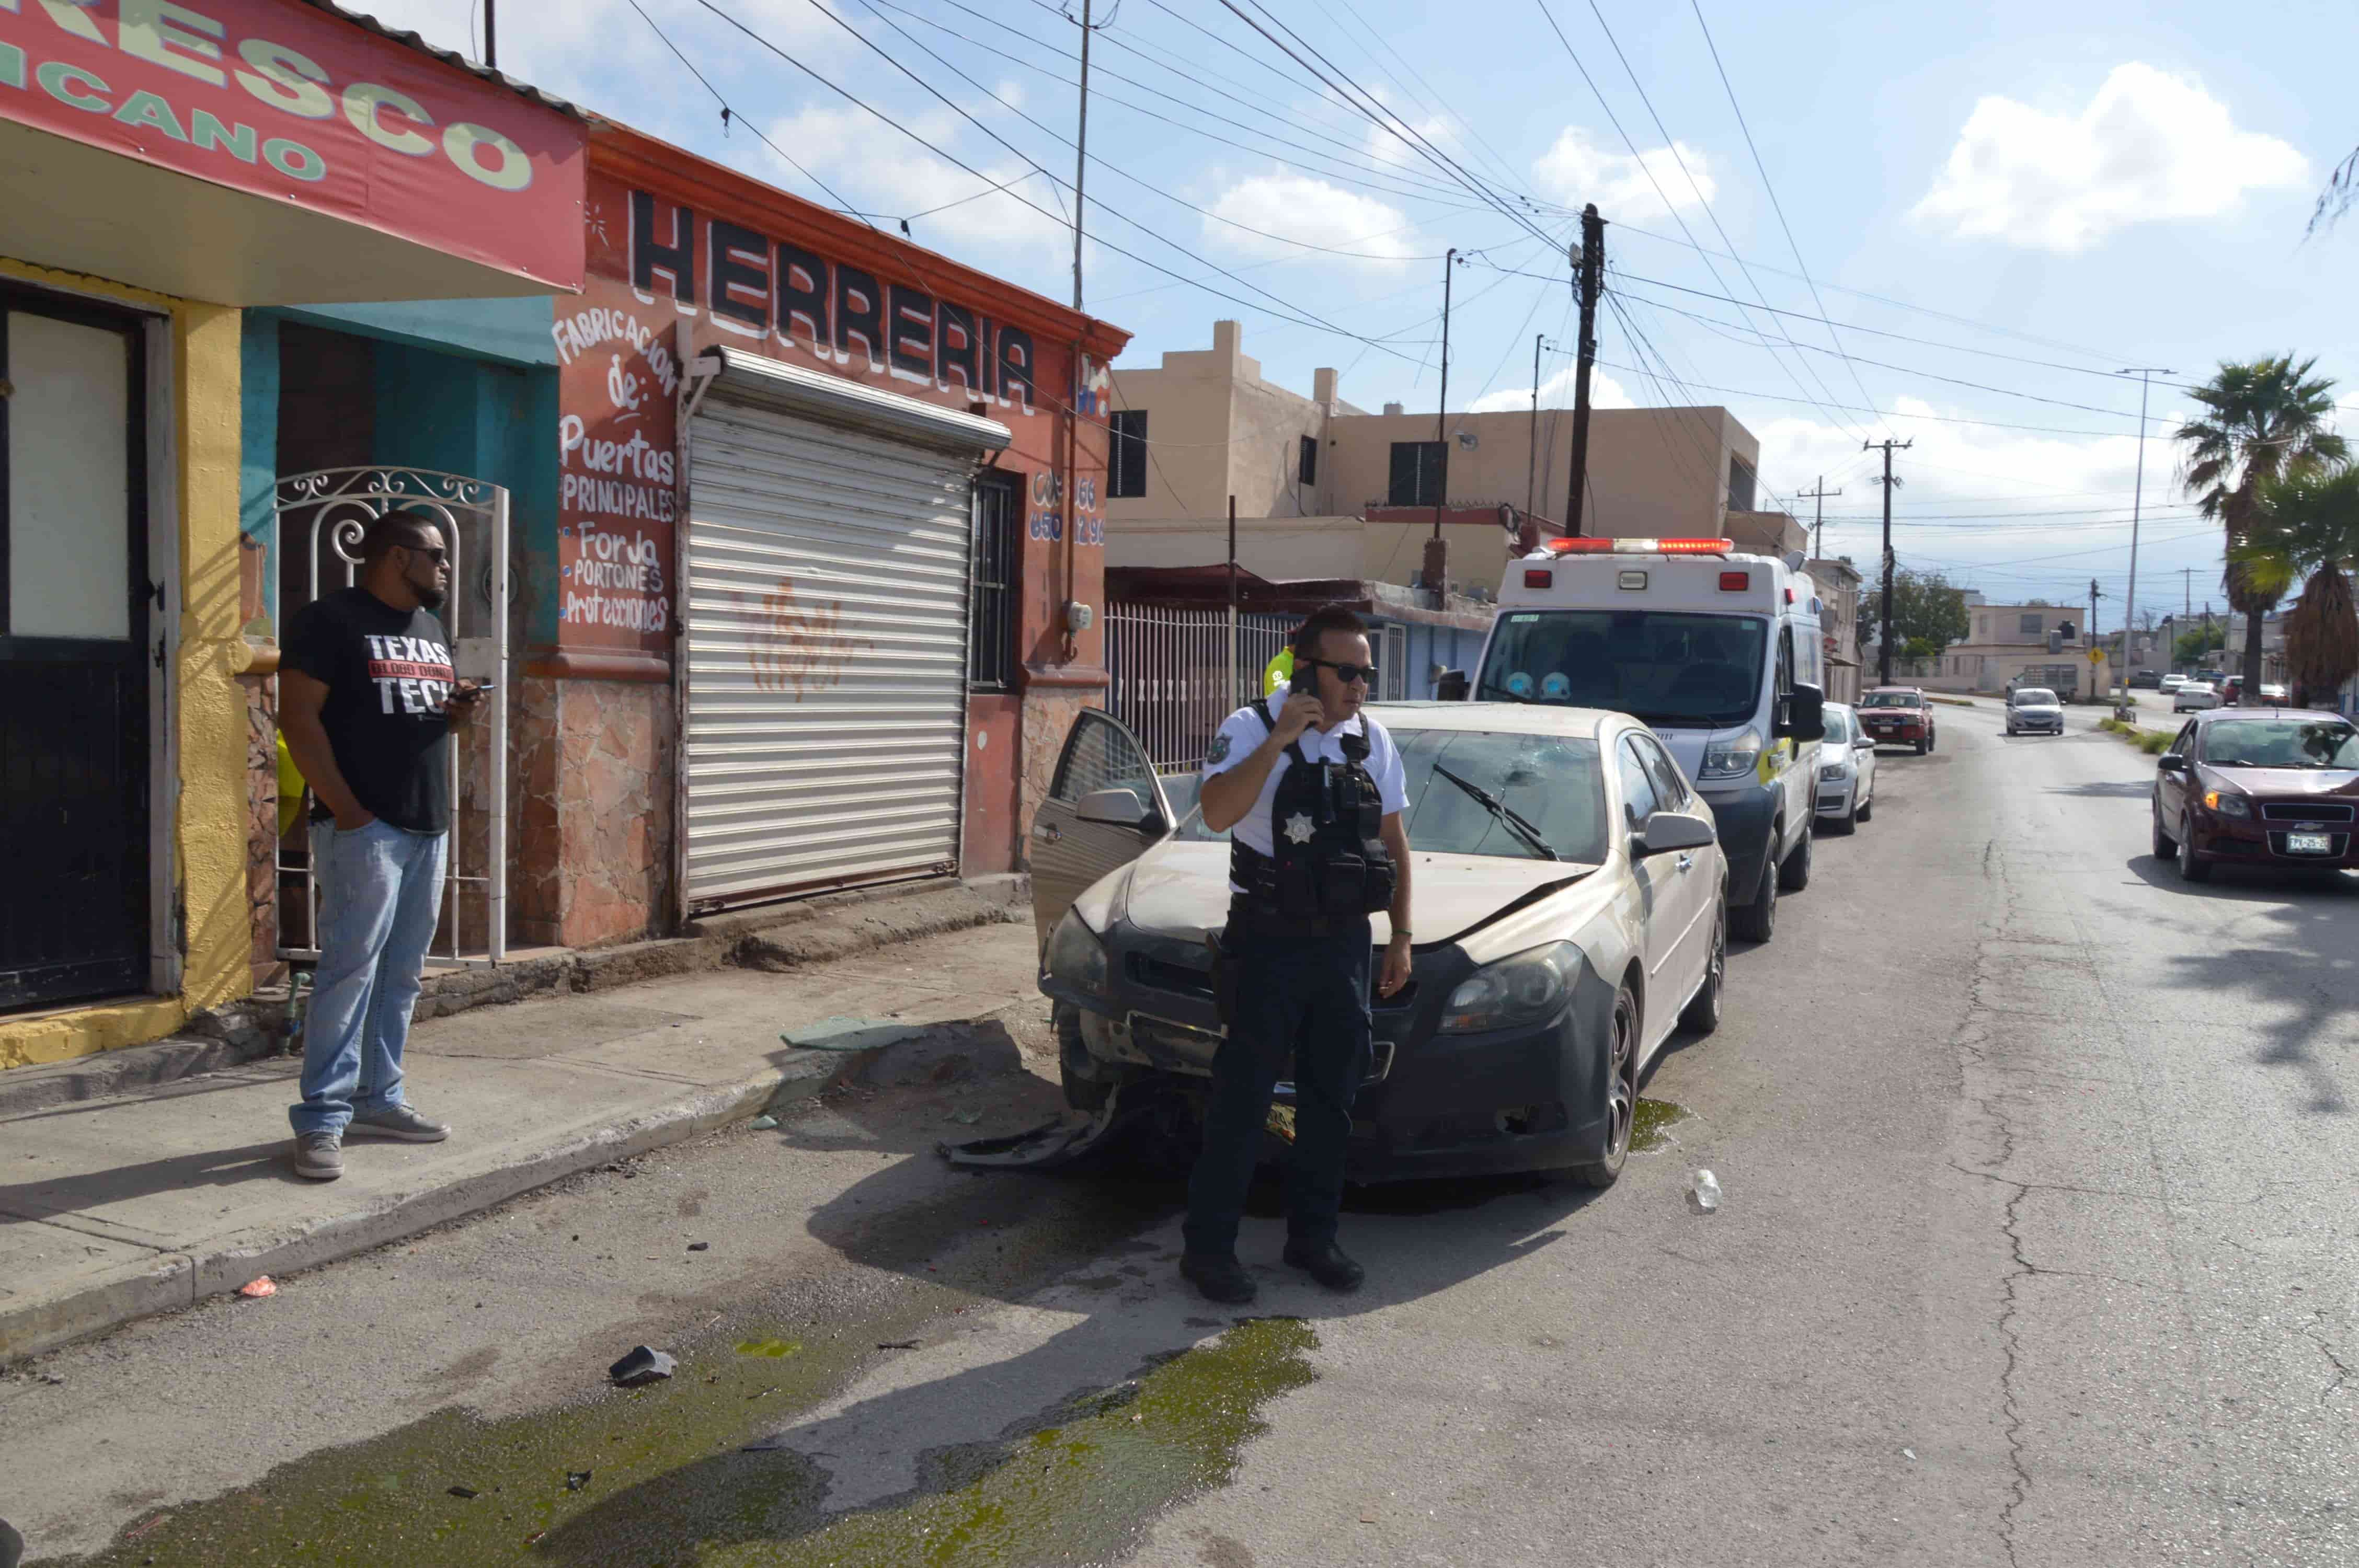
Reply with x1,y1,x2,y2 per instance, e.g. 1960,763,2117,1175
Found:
1179,1252,1258,1304
1282,1239,1365,1293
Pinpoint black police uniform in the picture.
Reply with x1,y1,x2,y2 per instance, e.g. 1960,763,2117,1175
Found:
1183,700,1398,1260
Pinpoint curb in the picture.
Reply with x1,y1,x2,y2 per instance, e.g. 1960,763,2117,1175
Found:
0,1043,884,1364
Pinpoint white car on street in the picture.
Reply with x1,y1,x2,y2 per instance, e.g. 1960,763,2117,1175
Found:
1814,702,1875,833
2174,682,2221,713
1030,701,1731,1189
2006,686,2066,736
2160,674,2190,694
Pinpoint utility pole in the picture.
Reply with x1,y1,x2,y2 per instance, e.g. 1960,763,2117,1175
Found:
483,0,496,67
1527,333,1554,522
1564,204,1605,539
2088,577,2103,702
1069,0,1095,309
2117,366,2172,705
1425,248,1456,591
1795,476,1842,560
1865,438,1913,686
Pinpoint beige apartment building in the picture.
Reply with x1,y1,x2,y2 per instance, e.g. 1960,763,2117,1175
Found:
1107,320,1786,599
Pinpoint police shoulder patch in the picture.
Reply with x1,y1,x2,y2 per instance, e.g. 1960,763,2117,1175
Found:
1206,732,1232,766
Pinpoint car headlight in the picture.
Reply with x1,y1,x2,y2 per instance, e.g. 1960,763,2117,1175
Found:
1818,761,1849,781
1044,909,1109,995
2203,789,2251,818
1699,728,1762,780
1440,941,1582,1034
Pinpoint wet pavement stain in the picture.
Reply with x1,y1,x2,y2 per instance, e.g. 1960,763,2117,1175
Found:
56,1304,1315,1568
1630,1098,1691,1152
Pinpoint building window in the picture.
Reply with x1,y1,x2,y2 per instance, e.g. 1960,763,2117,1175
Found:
1727,456,1757,513
1299,434,1318,487
968,475,1020,689
2018,613,2042,636
1108,410,1147,499
1387,440,1444,507
1382,623,1406,700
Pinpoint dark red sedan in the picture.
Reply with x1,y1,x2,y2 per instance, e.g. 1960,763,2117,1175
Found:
2152,709,2359,881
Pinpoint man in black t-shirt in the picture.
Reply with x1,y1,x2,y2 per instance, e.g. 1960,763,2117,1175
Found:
280,510,486,1181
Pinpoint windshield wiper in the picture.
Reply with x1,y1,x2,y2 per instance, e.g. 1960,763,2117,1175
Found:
1430,762,1559,861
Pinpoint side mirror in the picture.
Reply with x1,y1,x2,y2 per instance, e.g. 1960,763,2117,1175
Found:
1637,810,1716,855
2156,754,2189,774
1853,734,1875,750
1075,787,1154,829
1774,683,1826,742
1435,668,1470,701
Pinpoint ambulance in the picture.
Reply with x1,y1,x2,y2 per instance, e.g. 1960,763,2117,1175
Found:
1450,536,1828,943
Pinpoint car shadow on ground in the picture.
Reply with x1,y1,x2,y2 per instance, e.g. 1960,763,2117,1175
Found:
2047,780,2156,799
2125,851,2357,1116
537,1018,1607,1562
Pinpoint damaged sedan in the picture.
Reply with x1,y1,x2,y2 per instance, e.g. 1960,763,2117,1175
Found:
1027,703,1728,1187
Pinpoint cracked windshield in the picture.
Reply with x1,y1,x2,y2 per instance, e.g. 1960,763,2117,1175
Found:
6,1,2357,1564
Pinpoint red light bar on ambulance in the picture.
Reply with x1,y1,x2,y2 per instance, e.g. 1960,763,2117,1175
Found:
1545,537,1734,556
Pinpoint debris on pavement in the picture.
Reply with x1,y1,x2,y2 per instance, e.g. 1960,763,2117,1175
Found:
939,1093,1130,1170
446,1486,479,1500
606,1346,677,1387
747,1114,779,1130
1266,1104,1297,1143
1688,1170,1724,1213
687,1241,711,1251
1903,1448,1917,1461
877,1340,920,1350
235,1276,278,1299
782,1016,932,1053
564,1471,591,1492
946,1108,982,1125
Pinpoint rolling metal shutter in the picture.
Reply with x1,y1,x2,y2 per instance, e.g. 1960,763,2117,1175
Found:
682,349,1010,909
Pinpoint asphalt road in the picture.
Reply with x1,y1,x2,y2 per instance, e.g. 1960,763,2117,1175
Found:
5,706,2353,1566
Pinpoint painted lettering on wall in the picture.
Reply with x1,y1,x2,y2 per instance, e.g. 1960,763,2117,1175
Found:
625,189,1039,414
555,288,679,653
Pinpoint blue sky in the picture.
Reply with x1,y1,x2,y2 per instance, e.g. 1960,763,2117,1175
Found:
368,0,2359,620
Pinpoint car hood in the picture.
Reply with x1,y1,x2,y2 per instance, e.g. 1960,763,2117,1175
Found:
2012,703,2062,715
2198,765,2359,799
1117,839,1606,955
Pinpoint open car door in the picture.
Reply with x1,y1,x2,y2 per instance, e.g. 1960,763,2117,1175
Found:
1030,710,1180,947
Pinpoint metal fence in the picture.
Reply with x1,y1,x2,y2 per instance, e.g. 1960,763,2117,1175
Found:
1104,601,1296,770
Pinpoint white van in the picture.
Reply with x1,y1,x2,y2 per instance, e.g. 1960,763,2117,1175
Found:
1448,536,1827,943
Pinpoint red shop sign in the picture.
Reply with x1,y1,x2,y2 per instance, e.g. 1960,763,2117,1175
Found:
0,0,583,291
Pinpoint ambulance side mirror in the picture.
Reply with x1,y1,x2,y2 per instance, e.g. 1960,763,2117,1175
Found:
1434,668,1470,701
1775,684,1825,743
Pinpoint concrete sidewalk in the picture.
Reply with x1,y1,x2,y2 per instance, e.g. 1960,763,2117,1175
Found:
0,914,1045,1362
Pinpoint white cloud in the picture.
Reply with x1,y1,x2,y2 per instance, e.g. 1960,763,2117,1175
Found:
1532,128,1716,221
757,100,1075,259
1468,365,1635,414
1364,107,1454,171
1202,174,1420,269
1910,63,2308,253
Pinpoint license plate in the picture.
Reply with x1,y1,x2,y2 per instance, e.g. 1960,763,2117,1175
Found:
2287,832,2333,854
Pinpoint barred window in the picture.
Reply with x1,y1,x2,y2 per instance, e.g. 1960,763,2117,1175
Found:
968,476,1020,689
1109,410,1148,499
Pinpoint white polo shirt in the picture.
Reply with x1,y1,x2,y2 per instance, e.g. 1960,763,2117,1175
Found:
1202,684,1409,859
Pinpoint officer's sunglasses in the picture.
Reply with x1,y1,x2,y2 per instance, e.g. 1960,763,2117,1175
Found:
399,543,450,566
1299,655,1378,686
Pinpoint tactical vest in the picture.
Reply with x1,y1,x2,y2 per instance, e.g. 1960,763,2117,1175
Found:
1229,700,1398,919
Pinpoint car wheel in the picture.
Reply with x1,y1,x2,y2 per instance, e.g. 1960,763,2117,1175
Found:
1678,907,1725,1035
1914,736,1928,755
1575,985,1640,1189
2177,816,2213,883
1779,823,1812,891
1856,790,1873,824
2151,805,2175,859
1055,1002,1113,1112
1733,856,1777,942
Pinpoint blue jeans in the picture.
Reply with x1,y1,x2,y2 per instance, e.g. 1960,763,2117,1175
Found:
290,818,448,1136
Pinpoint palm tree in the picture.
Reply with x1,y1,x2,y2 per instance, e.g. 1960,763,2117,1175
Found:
2175,356,2348,702
2238,465,2359,709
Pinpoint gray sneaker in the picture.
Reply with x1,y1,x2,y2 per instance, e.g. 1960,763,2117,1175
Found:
293,1132,343,1181
348,1104,451,1143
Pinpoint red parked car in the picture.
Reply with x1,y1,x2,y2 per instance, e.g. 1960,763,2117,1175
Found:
1858,686,1938,754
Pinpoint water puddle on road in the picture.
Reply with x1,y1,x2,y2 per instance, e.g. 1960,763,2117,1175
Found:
1630,1098,1691,1152
61,1307,1315,1568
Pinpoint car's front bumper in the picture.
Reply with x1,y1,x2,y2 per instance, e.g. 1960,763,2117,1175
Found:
1814,775,1858,816
2183,812,2359,869
2008,714,2064,733
1861,719,1926,744
1049,927,1621,1182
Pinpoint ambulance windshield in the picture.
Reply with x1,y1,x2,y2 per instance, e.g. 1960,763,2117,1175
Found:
1476,610,1768,730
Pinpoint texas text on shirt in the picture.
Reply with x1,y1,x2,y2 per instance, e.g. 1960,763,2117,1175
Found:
1201,682,1410,859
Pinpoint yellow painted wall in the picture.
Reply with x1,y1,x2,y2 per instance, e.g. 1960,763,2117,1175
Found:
0,259,250,1071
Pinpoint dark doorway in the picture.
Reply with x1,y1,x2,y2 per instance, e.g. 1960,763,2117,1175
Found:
0,286,152,1011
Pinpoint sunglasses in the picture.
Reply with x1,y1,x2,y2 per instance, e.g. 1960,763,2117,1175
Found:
401,544,450,566
1300,655,1378,686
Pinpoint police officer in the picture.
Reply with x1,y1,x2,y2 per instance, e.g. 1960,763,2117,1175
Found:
1182,604,1413,1304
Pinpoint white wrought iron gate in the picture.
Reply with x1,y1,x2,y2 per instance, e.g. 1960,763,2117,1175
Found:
273,467,509,966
